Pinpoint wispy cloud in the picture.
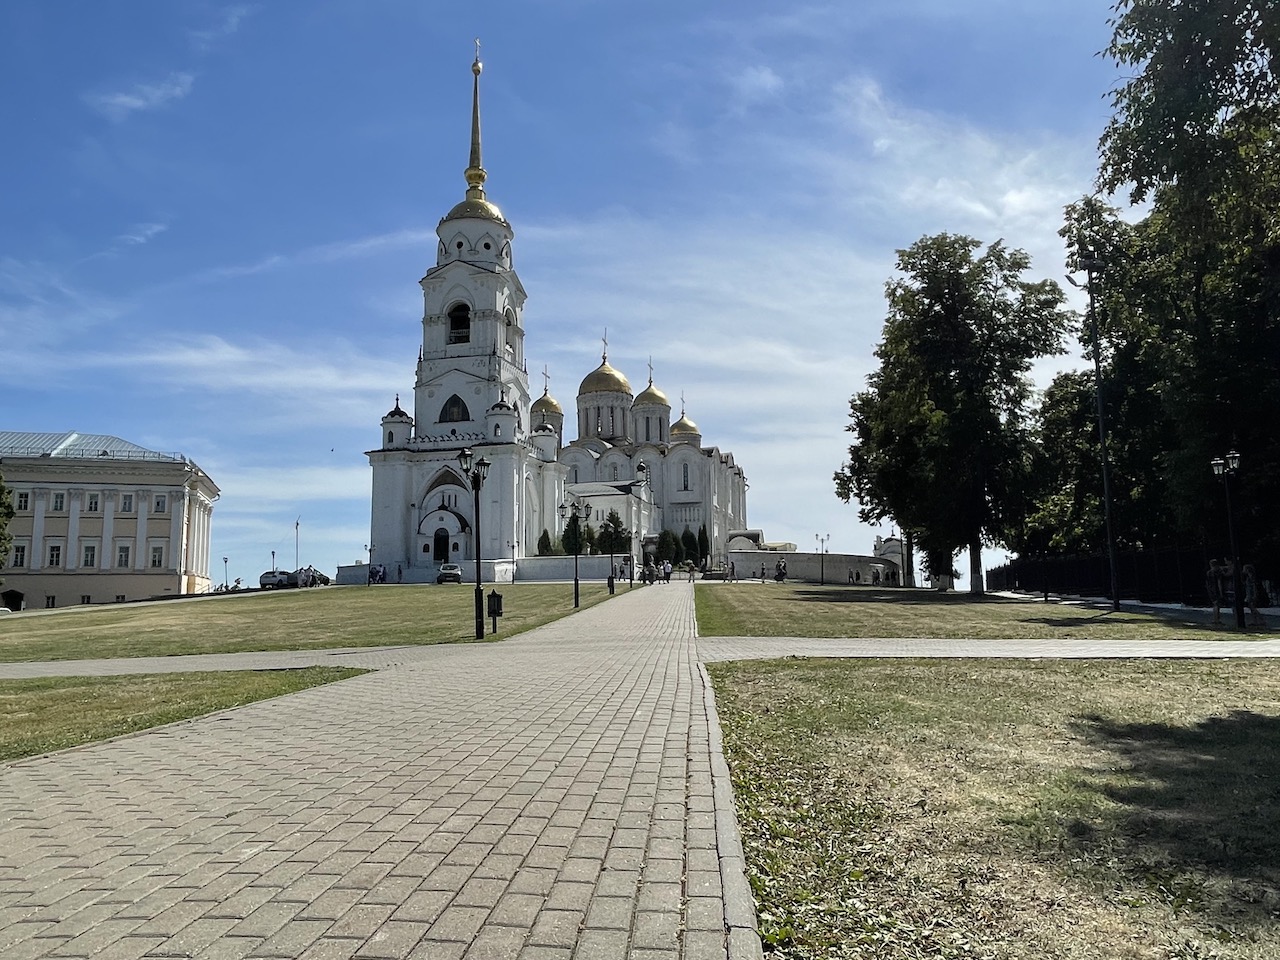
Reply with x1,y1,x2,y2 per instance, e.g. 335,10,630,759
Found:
85,72,195,121
726,65,784,113
118,222,169,246
189,228,437,283
189,5,252,50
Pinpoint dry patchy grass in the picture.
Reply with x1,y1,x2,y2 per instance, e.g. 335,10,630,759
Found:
0,667,366,762
695,583,1273,641
709,658,1280,959
0,582,616,662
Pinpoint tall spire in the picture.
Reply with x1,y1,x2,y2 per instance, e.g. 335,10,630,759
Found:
464,39,487,201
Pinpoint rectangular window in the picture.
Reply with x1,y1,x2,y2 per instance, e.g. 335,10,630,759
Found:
17,492,28,511
87,493,99,511
116,545,131,568
154,495,167,513
12,545,25,567
150,546,164,568
52,492,65,511
121,494,134,512
83,544,97,567
80,595,91,605
48,544,62,567
45,596,56,609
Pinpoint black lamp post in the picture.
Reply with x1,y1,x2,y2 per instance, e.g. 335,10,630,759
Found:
458,447,491,640
558,499,586,608
815,533,829,585
1210,451,1245,629
223,556,229,590
1067,252,1120,611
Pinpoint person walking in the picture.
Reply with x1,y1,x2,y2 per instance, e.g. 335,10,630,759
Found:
1206,560,1226,625
1244,564,1266,627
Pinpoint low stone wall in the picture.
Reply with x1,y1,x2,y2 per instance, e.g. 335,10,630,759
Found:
728,550,901,585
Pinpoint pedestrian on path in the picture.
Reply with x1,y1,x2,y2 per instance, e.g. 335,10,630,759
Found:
1207,559,1227,625
1244,564,1266,627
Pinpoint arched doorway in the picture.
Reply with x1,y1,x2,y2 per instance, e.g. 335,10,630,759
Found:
433,528,450,563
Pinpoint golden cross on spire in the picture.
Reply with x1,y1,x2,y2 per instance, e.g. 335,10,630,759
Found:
681,391,686,415
602,328,608,361
647,355,654,384
474,37,481,62
542,365,550,394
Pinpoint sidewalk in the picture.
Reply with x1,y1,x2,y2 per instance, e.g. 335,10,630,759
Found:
0,583,760,960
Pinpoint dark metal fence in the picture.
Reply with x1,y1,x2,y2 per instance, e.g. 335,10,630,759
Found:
987,544,1277,607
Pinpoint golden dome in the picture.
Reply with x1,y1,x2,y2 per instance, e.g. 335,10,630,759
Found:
579,358,632,396
634,380,669,407
670,413,700,437
532,389,563,416
442,196,507,225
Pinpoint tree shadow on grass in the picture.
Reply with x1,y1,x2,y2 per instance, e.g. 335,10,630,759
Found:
1063,710,1280,926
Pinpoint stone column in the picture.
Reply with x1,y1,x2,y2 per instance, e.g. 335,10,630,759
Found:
100,490,116,570
134,490,151,570
66,489,83,570
31,489,48,570
168,489,187,573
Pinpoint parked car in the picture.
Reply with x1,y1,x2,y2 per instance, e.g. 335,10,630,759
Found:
436,563,464,584
259,569,291,589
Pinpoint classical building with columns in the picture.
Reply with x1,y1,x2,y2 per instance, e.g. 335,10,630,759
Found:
364,54,749,581
0,431,219,610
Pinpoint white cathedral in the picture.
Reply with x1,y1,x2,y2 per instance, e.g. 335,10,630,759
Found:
365,53,748,581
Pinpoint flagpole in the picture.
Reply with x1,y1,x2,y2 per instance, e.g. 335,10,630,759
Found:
295,517,300,570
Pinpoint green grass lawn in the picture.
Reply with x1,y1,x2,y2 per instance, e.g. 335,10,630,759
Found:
710,657,1280,959
0,667,366,762
696,582,1275,640
0,581,617,662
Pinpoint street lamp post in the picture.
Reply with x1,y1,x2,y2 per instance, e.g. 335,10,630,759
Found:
1067,252,1120,611
1210,451,1246,629
815,533,830,585
558,499,585,608
223,556,229,590
458,447,491,641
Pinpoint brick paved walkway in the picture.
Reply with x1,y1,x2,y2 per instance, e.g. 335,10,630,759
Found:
4,586,1280,960
0,584,761,960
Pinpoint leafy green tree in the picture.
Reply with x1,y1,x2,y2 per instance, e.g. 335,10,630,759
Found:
536,528,553,556
681,528,699,566
1089,3,1280,561
0,473,12,581
656,529,677,563
835,234,1070,593
598,510,632,557
562,513,583,556
697,524,710,565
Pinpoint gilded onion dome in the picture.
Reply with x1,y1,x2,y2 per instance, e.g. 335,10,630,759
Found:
532,387,563,416
634,379,669,407
579,356,632,396
670,412,700,437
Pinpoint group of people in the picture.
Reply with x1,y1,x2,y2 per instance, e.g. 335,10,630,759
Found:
1206,559,1267,626
641,559,675,584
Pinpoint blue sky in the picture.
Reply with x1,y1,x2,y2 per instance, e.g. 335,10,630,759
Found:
1,1,1122,587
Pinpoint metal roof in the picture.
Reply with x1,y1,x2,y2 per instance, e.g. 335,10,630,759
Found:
0,431,186,462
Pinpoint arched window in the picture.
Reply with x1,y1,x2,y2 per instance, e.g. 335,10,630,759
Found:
447,303,471,344
645,419,651,442
682,463,690,491
573,467,579,484
386,431,394,445
439,394,471,423
494,424,502,438
612,465,618,480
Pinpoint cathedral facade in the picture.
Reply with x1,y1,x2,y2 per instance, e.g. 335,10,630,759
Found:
366,54,748,579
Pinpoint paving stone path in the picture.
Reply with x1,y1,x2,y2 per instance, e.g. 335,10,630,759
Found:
0,584,761,960
4,584,1280,960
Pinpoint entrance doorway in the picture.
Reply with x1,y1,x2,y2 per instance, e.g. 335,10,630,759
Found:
433,529,450,562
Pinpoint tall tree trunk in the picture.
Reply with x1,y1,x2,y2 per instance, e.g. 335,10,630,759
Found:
968,536,984,595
